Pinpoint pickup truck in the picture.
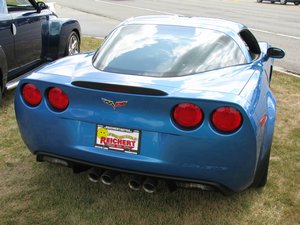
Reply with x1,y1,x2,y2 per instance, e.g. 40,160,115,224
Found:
0,0,81,105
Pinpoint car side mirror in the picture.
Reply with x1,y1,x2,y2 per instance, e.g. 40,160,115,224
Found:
267,47,285,59
36,2,48,13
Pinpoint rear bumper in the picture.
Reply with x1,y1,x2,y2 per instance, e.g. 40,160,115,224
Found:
36,151,233,195
16,114,258,193
15,82,259,193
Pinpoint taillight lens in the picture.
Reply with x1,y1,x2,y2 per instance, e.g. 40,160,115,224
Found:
211,106,242,133
173,103,203,129
22,83,42,107
48,87,69,111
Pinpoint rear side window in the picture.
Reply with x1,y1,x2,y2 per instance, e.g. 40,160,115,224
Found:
93,24,247,77
239,29,261,60
6,0,34,11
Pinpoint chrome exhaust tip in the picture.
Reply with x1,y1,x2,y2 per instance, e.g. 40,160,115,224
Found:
100,170,117,185
143,177,158,194
128,175,144,191
87,168,103,183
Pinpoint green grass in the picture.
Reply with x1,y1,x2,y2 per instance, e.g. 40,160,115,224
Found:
81,36,102,52
0,37,299,225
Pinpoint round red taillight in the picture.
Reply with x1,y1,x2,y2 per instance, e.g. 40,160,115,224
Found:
211,106,242,133
22,83,42,107
48,87,69,111
173,103,203,129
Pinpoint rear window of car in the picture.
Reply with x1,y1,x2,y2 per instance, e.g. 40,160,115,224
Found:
93,24,247,77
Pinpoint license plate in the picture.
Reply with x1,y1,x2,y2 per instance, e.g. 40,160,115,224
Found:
95,124,140,154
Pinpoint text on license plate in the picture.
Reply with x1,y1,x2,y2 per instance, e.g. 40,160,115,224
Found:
95,124,140,154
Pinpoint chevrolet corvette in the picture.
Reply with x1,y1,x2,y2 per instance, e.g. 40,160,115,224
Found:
14,15,285,195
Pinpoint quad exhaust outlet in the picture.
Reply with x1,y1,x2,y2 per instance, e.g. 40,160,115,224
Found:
86,167,216,194
36,155,224,194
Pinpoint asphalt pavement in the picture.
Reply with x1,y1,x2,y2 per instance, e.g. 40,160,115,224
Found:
49,0,300,75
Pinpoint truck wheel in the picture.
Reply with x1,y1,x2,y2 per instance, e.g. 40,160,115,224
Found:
271,0,275,3
257,0,262,2
280,0,287,4
294,2,299,5
65,31,80,56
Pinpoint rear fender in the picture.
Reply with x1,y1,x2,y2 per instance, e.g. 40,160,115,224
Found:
239,66,275,170
43,18,81,61
260,92,276,159
251,73,276,170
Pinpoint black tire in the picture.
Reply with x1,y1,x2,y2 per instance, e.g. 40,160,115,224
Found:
271,0,275,3
295,2,299,5
251,150,271,188
257,0,263,2
280,0,287,4
65,31,80,56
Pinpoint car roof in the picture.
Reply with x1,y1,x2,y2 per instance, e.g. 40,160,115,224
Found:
120,15,247,35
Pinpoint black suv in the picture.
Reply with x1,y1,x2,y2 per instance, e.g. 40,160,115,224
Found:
257,0,300,5
0,0,81,106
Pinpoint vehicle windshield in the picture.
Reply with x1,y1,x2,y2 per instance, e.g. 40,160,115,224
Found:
93,24,247,77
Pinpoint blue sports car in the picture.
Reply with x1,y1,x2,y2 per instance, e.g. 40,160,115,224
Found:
15,15,285,195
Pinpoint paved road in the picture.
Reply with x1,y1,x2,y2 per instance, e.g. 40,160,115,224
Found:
50,0,300,74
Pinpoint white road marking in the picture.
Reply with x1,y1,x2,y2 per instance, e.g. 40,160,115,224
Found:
94,0,300,41
51,0,300,41
250,28,300,40
94,0,174,15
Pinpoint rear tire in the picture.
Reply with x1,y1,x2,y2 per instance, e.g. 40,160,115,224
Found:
252,150,271,188
295,2,299,5
65,31,80,56
257,0,263,2
271,0,275,3
280,0,287,4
